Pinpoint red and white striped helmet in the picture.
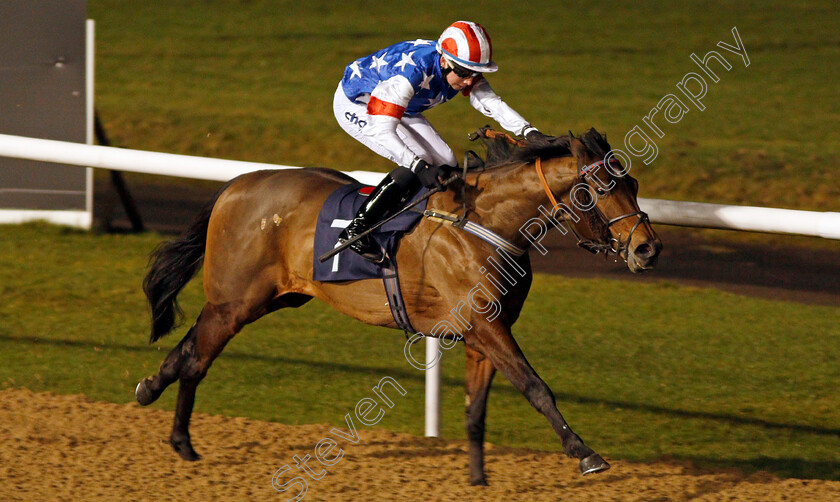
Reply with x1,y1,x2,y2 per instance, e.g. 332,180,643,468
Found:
436,21,498,73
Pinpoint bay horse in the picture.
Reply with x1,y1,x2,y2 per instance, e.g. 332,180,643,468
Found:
135,128,661,485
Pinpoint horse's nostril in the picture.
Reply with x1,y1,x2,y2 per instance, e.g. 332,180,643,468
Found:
635,243,654,259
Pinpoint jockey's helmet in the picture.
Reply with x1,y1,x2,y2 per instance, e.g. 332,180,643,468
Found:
437,21,499,73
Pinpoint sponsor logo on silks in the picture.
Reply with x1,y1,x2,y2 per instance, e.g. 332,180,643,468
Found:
344,112,367,128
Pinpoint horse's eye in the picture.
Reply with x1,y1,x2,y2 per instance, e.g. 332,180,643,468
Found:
594,186,608,197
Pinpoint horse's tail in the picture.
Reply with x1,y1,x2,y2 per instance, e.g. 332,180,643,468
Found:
143,182,230,343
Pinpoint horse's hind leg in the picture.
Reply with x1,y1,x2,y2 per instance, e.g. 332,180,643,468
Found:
472,322,610,476
135,319,202,407
464,345,497,486
136,300,254,460
141,292,312,461
166,301,242,460
134,277,285,409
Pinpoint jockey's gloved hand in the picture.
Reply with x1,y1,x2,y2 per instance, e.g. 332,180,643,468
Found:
439,164,460,178
525,128,551,144
414,160,447,191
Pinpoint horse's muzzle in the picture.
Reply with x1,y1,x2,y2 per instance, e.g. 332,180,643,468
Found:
628,238,662,272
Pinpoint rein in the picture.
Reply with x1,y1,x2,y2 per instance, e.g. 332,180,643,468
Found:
535,156,650,260
534,157,559,208
534,157,609,254
435,129,652,261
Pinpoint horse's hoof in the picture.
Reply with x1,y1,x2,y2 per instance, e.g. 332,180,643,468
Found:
135,378,157,406
470,477,489,486
171,436,201,461
579,453,610,475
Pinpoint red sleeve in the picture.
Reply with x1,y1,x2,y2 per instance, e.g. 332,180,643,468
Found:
367,96,406,119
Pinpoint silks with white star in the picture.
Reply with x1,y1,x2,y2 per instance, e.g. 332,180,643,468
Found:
339,38,533,167
341,39,460,118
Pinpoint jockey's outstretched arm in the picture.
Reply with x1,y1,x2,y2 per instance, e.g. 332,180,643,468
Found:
467,77,539,138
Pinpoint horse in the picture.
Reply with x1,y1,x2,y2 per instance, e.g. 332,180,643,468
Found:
135,127,662,485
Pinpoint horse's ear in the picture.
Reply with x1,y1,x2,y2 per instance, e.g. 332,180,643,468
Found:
569,137,587,158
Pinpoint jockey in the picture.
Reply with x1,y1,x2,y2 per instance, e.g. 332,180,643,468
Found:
334,20,549,264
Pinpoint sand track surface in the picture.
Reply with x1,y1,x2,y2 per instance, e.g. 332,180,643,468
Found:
2,388,839,501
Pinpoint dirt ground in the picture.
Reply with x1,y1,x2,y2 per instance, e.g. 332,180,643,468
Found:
3,387,839,502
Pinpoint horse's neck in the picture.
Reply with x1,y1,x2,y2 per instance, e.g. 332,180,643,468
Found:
469,158,575,249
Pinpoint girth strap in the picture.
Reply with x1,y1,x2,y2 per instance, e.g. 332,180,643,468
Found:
381,257,417,336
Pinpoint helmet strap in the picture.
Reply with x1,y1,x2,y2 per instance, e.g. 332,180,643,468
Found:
440,57,454,78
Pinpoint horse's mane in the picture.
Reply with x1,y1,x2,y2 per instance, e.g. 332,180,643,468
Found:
481,132,572,169
477,127,612,170
577,128,612,159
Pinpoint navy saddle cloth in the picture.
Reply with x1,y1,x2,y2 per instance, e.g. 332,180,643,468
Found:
313,183,429,282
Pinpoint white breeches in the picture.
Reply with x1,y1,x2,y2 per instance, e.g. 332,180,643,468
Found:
333,84,458,169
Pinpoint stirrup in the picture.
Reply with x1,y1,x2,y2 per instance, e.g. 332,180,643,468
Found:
354,244,386,265
340,227,386,265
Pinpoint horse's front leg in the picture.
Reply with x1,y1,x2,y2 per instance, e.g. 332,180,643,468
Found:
464,344,497,485
470,321,610,475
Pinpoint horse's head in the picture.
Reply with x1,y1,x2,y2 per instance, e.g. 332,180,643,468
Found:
559,128,661,272
472,127,661,273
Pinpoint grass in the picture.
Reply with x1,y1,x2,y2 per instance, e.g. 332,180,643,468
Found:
86,0,840,211
1,223,839,480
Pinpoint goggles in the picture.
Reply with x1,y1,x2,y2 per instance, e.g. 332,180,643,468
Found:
450,62,480,79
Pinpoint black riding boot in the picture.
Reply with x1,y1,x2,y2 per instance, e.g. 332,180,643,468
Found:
339,172,417,264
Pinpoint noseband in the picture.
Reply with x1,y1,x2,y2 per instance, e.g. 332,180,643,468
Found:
534,157,650,259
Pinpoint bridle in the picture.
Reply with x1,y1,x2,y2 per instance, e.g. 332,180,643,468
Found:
535,157,651,260
474,128,651,259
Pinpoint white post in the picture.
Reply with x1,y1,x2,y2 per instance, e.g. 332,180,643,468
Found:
424,336,441,437
84,19,95,229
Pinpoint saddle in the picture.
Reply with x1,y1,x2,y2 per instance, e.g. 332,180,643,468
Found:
312,183,429,282
312,127,529,335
